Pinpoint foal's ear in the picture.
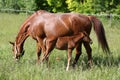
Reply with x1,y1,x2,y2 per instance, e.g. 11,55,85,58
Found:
9,41,14,46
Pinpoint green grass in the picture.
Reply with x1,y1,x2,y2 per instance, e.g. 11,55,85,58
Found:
0,13,120,80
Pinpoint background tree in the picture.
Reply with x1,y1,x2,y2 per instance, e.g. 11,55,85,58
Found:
0,0,120,14
47,0,68,12
34,0,49,11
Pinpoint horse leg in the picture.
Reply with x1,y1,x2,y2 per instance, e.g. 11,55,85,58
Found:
83,42,92,67
36,42,41,64
36,38,46,63
66,49,72,71
72,43,82,67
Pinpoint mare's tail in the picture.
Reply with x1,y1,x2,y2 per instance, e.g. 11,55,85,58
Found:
88,16,110,54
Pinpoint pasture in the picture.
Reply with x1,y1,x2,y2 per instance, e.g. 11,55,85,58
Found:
0,13,120,80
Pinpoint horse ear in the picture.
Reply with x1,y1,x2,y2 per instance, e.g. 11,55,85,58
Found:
9,41,14,46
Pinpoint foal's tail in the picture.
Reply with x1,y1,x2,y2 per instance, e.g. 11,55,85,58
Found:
88,16,110,54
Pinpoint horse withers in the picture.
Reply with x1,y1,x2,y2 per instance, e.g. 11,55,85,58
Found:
43,31,92,70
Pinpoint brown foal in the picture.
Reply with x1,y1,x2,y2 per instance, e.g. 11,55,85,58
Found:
43,31,92,71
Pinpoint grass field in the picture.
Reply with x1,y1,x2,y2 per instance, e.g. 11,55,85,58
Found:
0,13,120,80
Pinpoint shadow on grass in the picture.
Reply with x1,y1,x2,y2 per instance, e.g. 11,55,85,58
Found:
7,52,120,71
43,52,120,71
74,53,120,70
93,55,120,67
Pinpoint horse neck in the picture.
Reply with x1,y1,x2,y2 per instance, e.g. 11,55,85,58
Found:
15,21,30,52
15,30,29,50
15,10,47,50
15,12,34,50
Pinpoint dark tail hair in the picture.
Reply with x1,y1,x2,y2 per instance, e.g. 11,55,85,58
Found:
89,16,110,54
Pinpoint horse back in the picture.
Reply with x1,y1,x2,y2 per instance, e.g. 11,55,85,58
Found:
28,12,92,40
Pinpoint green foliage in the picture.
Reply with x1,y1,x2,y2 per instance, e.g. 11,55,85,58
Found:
1,0,120,14
34,0,49,11
47,0,68,12
112,4,120,14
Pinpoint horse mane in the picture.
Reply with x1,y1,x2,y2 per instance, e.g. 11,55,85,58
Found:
19,10,48,31
16,10,48,44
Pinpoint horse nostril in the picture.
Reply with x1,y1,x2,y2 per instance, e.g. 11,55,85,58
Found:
13,56,19,61
90,41,93,44
14,54,20,60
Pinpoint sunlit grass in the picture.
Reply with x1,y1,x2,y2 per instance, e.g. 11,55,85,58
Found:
0,13,120,80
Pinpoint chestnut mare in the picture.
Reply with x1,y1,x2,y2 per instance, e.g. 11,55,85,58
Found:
10,10,110,67
44,31,92,70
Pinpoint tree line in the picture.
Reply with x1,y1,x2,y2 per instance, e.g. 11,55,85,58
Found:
0,0,120,14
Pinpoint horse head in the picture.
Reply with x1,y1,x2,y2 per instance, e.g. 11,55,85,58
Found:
82,31,93,44
9,41,25,60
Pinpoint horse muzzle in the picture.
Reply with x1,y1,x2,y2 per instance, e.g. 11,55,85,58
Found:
13,55,20,61
13,50,25,60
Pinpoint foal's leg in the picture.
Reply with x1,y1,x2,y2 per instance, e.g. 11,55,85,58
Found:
72,43,82,67
42,38,56,63
83,42,92,66
66,49,72,71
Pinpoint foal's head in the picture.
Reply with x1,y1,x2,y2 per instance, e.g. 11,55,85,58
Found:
82,32,93,44
9,42,25,60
